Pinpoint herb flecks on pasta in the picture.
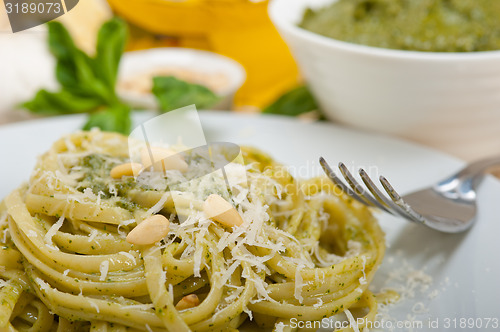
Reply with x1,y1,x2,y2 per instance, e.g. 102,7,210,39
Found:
0,130,385,332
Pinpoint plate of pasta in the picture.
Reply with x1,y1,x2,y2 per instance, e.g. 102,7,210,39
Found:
1,112,499,332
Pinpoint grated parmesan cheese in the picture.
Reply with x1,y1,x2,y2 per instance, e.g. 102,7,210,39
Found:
192,230,207,278
35,277,50,292
95,191,105,214
294,264,305,304
243,304,253,321
145,192,170,217
1,229,7,244
344,309,360,332
216,231,231,252
224,286,244,305
117,219,136,238
88,299,100,313
88,229,99,243
313,297,323,308
108,183,118,197
44,215,65,250
118,251,136,263
274,322,285,332
361,255,367,280
99,260,109,282
220,261,240,286
82,188,97,200
168,283,174,303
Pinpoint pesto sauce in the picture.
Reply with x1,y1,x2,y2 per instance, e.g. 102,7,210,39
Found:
76,155,134,191
75,154,140,212
76,154,117,198
300,0,500,52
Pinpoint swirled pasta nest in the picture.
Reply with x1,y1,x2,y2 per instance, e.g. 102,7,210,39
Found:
0,130,386,332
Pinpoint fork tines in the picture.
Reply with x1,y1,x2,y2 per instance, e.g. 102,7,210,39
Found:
319,157,419,221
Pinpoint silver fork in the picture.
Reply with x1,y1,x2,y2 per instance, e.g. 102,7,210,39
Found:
319,156,500,233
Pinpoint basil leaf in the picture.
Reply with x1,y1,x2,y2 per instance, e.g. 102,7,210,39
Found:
48,22,92,91
263,85,321,117
94,18,127,92
54,59,78,89
47,21,117,104
22,89,102,115
47,21,78,61
76,51,117,103
82,104,131,135
152,76,220,112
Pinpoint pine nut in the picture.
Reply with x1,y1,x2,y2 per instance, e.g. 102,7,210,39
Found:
140,147,188,173
203,194,243,228
175,294,200,311
126,215,170,245
110,163,143,179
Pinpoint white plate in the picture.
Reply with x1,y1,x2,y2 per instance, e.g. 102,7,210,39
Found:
1,112,499,331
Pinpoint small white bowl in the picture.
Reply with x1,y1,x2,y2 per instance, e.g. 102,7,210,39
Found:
269,0,500,160
117,48,246,111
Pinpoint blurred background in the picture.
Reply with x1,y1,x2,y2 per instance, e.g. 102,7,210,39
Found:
0,0,301,121
1,0,500,163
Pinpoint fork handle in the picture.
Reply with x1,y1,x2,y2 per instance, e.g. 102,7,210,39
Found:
439,156,500,199
457,155,500,180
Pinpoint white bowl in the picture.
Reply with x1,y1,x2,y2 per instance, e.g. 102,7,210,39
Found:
269,0,500,160
117,48,246,111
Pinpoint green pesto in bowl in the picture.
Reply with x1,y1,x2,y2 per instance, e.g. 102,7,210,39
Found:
299,0,500,52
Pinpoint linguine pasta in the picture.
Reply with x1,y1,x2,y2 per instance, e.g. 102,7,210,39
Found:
0,130,385,332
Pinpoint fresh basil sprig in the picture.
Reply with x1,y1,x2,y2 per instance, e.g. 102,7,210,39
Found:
23,18,223,134
22,18,130,134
